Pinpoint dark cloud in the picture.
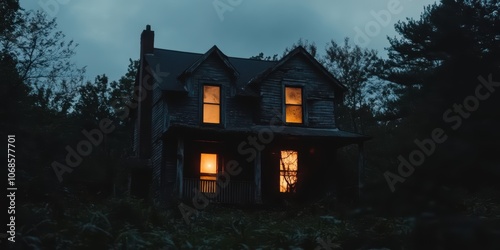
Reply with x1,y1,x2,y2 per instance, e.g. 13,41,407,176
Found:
20,0,435,81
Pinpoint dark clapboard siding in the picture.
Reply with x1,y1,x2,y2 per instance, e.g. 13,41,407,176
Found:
168,53,255,129
258,53,337,128
150,87,166,201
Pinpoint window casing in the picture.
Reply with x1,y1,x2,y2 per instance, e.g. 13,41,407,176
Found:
285,86,303,124
202,85,221,124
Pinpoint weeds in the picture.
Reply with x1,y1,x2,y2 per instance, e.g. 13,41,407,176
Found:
16,195,467,249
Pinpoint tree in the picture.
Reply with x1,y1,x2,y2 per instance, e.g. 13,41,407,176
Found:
283,38,319,60
387,0,500,120
323,37,389,133
249,52,278,61
74,75,113,125
109,59,139,125
381,0,500,212
249,39,318,62
0,52,29,132
2,10,85,113
0,0,20,36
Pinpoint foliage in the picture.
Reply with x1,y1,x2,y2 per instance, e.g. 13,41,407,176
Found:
20,194,500,249
323,37,392,133
16,197,421,249
381,0,500,201
0,0,20,36
282,38,319,60
249,52,278,61
2,9,85,113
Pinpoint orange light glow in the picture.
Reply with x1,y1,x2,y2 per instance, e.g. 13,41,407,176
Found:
200,153,217,174
285,87,303,123
285,106,303,123
285,87,302,105
203,85,220,124
200,153,217,193
280,150,298,193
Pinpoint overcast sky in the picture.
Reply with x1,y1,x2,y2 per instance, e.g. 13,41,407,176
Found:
19,0,436,82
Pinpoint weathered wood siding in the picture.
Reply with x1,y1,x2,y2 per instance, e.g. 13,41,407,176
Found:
258,54,337,128
167,54,255,128
150,89,166,200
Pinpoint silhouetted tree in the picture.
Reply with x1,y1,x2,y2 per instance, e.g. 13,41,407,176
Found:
381,0,500,214
323,37,389,133
249,52,278,61
283,38,319,59
2,9,85,113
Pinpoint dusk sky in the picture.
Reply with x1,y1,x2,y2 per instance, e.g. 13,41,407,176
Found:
19,0,436,82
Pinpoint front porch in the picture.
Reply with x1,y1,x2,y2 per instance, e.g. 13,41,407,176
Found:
166,125,370,205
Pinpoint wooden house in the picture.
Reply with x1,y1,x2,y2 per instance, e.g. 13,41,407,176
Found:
130,25,369,206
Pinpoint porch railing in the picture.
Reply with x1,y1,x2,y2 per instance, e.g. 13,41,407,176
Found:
183,178,254,204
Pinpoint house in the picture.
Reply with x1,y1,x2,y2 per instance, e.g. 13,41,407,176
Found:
130,25,370,206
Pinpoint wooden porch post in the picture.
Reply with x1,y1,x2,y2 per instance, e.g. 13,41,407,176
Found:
176,137,184,199
254,151,262,203
358,142,364,200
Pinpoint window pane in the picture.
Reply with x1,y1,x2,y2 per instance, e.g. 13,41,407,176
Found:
203,85,220,104
280,173,297,192
280,150,298,193
285,87,302,105
203,104,220,124
200,153,217,174
280,150,298,171
200,153,217,193
285,105,302,123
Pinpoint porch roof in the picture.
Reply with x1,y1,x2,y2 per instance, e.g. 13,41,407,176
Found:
164,124,370,143
252,125,370,141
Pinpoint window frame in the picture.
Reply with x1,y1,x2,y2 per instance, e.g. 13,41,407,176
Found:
200,83,224,126
283,85,306,125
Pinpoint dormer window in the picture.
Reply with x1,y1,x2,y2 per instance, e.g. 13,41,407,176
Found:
203,85,221,124
285,86,303,124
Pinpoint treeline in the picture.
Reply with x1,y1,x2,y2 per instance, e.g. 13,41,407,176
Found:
1,1,137,202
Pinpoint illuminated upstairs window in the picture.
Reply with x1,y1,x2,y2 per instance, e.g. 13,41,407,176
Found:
285,87,303,123
203,85,220,124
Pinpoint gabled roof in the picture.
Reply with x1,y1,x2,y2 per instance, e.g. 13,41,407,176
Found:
145,47,276,92
143,45,345,94
179,45,239,81
248,46,347,92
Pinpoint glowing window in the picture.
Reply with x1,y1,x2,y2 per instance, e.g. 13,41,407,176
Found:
285,87,303,123
203,85,220,124
280,150,298,193
200,153,217,193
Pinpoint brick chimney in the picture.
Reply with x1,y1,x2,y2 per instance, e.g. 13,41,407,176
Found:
140,24,154,55
137,25,155,159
